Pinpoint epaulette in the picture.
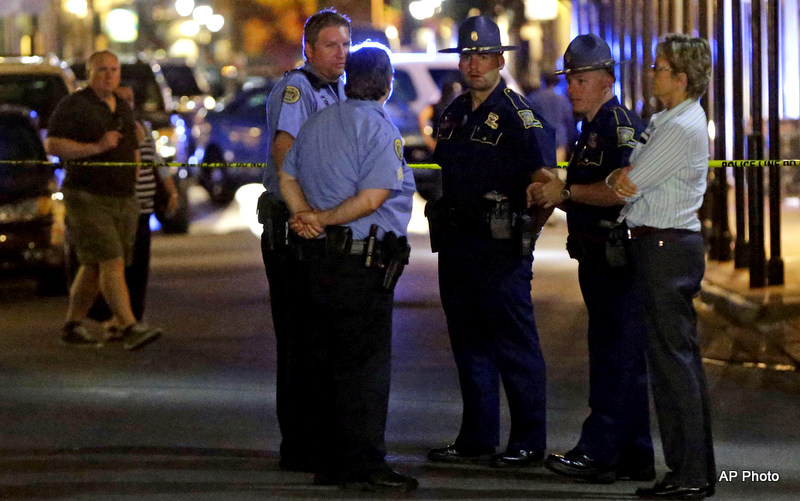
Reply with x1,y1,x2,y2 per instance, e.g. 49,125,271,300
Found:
611,106,634,127
286,67,329,91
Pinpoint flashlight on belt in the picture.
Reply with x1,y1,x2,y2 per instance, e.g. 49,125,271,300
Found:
364,224,379,267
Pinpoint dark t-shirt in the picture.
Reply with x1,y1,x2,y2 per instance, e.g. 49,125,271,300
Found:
48,87,138,197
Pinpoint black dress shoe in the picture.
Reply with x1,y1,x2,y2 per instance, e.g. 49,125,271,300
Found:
427,443,494,463
545,450,616,483
279,457,317,473
636,480,714,499
617,463,657,481
491,449,545,467
341,468,419,492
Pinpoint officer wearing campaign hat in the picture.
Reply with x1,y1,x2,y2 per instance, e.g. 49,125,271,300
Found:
555,33,627,75
438,15,518,54
528,33,654,484
427,16,555,468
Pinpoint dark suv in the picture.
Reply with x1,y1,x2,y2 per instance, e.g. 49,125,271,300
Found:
0,105,69,294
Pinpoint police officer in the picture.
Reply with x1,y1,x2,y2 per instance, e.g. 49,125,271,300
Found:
426,16,555,468
527,34,655,483
259,8,350,472
278,43,418,492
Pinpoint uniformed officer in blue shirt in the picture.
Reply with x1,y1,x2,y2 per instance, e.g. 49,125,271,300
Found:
527,34,655,483
278,43,418,492
259,8,350,473
425,16,556,468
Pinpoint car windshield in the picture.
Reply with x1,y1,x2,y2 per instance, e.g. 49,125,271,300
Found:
389,69,416,104
160,64,202,96
0,114,49,198
225,87,270,119
0,75,69,127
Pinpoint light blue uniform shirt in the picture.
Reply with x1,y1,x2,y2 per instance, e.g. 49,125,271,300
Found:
282,99,416,239
263,63,346,198
621,99,709,231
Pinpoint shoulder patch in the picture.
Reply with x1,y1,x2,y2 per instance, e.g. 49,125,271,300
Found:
518,109,542,129
394,138,404,161
283,85,300,104
617,126,637,148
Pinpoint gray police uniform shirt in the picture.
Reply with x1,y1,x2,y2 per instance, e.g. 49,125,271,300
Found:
263,63,346,198
282,99,416,240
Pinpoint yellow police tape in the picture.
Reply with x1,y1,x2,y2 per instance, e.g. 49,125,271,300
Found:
0,160,797,169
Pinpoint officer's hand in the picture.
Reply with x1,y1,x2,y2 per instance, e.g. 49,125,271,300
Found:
290,211,324,239
607,166,637,198
98,131,122,153
527,178,564,209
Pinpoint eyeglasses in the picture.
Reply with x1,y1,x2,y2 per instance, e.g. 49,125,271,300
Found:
649,64,672,73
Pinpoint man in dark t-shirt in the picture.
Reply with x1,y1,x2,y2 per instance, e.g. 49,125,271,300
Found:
46,50,162,351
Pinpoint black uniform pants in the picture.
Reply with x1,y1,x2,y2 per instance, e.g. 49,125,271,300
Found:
292,252,394,479
628,230,715,488
571,240,653,468
261,234,313,464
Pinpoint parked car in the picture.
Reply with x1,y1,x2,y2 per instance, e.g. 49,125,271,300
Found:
0,55,77,137
190,80,273,204
72,57,191,233
0,105,69,295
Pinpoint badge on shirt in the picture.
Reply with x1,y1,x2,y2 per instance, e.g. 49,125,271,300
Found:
283,85,300,104
588,132,598,148
394,138,403,160
485,113,500,130
617,126,637,147
518,110,542,129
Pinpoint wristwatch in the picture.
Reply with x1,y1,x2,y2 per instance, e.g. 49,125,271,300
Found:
560,187,571,201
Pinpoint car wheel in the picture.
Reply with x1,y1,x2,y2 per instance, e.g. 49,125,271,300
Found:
198,146,236,205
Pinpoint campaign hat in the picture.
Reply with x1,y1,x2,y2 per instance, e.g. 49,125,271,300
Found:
555,34,628,75
439,16,517,54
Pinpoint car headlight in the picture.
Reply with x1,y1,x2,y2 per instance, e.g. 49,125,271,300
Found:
0,196,52,223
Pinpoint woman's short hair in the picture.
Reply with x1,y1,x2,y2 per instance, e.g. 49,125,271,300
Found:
344,42,393,101
656,34,712,99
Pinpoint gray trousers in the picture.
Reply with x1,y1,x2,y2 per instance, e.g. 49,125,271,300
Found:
628,230,716,488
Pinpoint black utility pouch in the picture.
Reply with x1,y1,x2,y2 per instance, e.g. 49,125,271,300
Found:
605,224,629,268
325,225,353,258
424,199,446,253
257,192,289,250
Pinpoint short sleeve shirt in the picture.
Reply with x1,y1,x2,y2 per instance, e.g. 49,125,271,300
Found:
48,87,138,197
433,80,556,212
262,63,346,197
565,96,645,236
282,99,416,239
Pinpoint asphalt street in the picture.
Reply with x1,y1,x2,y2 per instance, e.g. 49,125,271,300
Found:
1,198,799,500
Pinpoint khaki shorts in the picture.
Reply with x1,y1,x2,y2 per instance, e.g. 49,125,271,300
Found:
64,188,138,266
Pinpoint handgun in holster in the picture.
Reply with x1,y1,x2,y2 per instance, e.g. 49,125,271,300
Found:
381,232,410,291
257,192,289,251
518,212,536,256
482,191,513,240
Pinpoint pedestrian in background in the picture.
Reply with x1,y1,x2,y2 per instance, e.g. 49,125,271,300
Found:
259,8,351,472
425,15,556,468
608,33,716,500
279,43,418,492
46,50,163,351
87,85,178,337
527,73,578,162
528,34,654,484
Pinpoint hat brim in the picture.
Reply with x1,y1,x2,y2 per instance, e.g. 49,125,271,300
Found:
554,59,630,75
439,45,518,54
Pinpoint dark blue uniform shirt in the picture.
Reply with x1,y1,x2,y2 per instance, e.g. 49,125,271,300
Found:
565,96,645,237
434,80,556,213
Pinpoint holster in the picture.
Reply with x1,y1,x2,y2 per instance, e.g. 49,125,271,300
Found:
424,199,447,253
257,192,289,251
604,223,629,268
381,232,410,291
325,225,353,258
